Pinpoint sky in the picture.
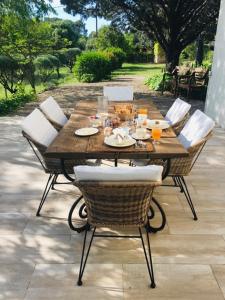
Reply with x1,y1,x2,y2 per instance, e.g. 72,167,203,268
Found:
46,0,109,34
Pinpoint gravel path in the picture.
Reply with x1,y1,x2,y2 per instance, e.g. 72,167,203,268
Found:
12,75,205,117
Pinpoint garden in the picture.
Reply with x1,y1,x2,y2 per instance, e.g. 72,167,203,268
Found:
0,0,216,115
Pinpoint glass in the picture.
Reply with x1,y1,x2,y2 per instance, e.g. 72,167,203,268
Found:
97,96,108,117
152,127,162,144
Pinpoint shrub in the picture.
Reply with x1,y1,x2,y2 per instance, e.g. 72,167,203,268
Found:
0,55,23,95
104,47,126,69
0,89,36,116
145,73,172,91
60,48,81,72
74,51,111,82
34,55,59,82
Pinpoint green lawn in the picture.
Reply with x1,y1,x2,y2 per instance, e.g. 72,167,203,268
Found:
0,63,164,101
113,63,165,77
0,67,78,100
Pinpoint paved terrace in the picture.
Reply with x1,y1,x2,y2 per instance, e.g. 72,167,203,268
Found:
1,75,225,299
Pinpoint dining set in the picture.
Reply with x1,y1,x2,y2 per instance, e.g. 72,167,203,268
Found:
21,85,215,288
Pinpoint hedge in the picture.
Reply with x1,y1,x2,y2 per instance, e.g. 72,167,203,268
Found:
74,51,111,82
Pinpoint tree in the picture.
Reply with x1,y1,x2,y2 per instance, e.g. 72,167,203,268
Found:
0,56,23,97
61,0,220,71
48,19,87,50
0,0,53,18
95,25,128,51
0,16,54,91
60,48,81,72
34,55,60,82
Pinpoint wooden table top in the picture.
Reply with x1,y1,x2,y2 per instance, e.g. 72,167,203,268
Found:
45,100,188,160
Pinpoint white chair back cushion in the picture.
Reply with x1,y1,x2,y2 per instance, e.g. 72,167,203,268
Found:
21,108,58,147
178,109,215,149
40,96,68,126
74,165,163,182
103,86,133,101
165,98,191,125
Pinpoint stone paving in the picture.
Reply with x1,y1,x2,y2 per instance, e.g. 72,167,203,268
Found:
1,75,225,299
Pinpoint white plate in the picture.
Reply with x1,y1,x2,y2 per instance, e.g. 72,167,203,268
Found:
104,135,136,148
75,127,99,136
147,120,170,130
132,133,151,140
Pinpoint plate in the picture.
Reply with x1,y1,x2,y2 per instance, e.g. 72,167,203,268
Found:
147,119,170,130
132,133,151,140
104,135,136,148
75,127,99,136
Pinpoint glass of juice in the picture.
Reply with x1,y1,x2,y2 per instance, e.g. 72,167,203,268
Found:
152,127,162,144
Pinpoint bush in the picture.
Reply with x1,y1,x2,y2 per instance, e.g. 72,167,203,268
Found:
74,51,111,82
104,47,126,69
145,73,172,91
0,89,36,116
60,48,81,72
34,55,59,82
0,55,22,94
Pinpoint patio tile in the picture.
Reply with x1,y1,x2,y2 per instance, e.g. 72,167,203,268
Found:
123,264,224,299
0,213,29,235
167,212,225,235
29,263,123,289
0,288,26,300
23,217,71,235
211,265,225,297
151,234,225,264
0,234,75,264
24,287,123,300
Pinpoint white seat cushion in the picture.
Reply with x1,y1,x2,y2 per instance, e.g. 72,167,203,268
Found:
103,86,133,101
74,165,163,182
178,109,215,149
165,98,191,125
40,96,68,127
21,108,58,147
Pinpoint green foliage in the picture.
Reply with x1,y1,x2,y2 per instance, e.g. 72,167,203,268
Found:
0,55,23,94
145,73,171,91
154,42,165,63
60,47,81,72
34,55,59,82
74,51,111,82
104,47,126,70
49,19,87,50
95,26,128,51
180,43,196,61
0,89,36,115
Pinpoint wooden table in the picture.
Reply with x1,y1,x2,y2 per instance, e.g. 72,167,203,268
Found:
45,100,188,161
45,99,188,233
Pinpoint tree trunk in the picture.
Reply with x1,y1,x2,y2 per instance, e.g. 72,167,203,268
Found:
165,49,182,72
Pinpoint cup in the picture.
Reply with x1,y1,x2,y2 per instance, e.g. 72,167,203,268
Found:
136,127,146,139
97,96,108,117
152,127,162,144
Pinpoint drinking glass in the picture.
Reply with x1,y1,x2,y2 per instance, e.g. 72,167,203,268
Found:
152,127,162,144
97,96,108,117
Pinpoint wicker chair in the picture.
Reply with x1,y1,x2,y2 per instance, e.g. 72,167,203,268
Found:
39,96,70,131
132,110,215,221
103,86,134,101
165,98,191,135
21,108,96,216
73,165,163,288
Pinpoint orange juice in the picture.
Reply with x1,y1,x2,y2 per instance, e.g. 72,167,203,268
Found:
152,128,162,141
138,108,148,115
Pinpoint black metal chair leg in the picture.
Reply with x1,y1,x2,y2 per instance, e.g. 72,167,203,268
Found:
77,227,96,286
139,228,156,288
36,174,54,216
51,174,58,190
176,176,184,193
179,176,198,221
